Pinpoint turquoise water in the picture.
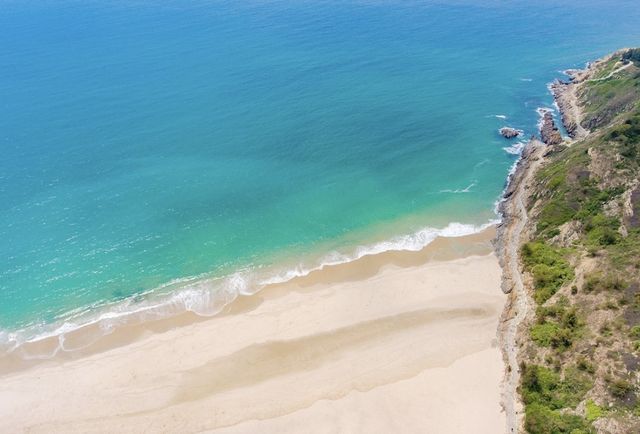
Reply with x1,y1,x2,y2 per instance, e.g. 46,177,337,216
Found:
2,0,640,349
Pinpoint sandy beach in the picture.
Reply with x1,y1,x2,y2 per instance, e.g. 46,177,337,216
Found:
0,230,506,433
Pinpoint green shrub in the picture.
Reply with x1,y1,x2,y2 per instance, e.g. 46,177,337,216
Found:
576,357,596,374
532,323,565,347
531,305,581,349
536,302,567,320
610,229,640,268
583,214,621,246
576,188,625,219
538,199,576,233
629,326,640,339
560,308,579,329
583,274,600,292
585,399,604,422
521,365,592,409
522,242,574,304
607,110,640,160
525,403,592,434
588,226,619,246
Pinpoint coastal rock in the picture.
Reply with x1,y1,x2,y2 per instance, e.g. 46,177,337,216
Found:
499,127,522,139
539,110,563,146
495,136,539,235
550,80,578,138
563,69,581,81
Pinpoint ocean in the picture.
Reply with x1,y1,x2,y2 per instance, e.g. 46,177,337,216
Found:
1,0,640,357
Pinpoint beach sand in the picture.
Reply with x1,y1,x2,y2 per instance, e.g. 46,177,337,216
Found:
0,229,506,433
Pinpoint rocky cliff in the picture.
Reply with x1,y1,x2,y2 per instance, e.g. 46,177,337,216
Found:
498,49,640,434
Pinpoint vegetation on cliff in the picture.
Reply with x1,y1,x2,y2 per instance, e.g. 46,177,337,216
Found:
519,49,640,433
578,51,640,132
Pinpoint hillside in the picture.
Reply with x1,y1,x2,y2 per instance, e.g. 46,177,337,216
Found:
500,48,640,434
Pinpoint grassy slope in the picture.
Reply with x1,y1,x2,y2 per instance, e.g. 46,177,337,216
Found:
519,50,640,433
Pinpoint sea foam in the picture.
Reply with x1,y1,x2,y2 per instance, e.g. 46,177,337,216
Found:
503,140,527,155
439,181,477,194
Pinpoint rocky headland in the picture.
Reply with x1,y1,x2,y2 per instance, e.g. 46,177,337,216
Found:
497,49,640,434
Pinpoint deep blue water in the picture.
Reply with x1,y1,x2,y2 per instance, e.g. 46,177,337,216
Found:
1,0,640,347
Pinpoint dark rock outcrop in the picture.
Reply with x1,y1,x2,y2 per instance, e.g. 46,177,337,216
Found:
539,110,563,146
550,80,578,138
499,127,522,139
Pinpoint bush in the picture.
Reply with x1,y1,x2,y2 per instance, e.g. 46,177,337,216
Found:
531,305,582,350
607,110,640,159
589,226,619,246
538,199,576,233
583,273,627,293
522,242,574,304
532,323,566,347
521,365,592,410
585,399,604,422
583,214,621,246
576,357,596,374
576,188,625,220
525,403,592,434
603,276,627,291
610,378,634,399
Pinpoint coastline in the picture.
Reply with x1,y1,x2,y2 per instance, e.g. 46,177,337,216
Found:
495,137,548,433
549,50,630,140
0,219,496,371
550,76,588,140
495,56,597,433
0,51,607,434
0,228,507,433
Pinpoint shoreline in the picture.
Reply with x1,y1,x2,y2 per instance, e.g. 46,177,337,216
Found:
0,219,496,371
0,224,498,376
549,50,626,140
550,76,588,139
494,56,596,433
0,229,507,433
495,137,548,433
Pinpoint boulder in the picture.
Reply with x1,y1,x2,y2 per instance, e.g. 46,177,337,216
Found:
499,127,522,139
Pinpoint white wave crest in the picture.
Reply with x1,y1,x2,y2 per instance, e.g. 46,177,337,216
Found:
439,181,477,194
536,106,555,131
503,140,527,155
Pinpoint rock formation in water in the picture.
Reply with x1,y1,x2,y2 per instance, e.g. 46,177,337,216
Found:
539,110,562,145
499,127,522,139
